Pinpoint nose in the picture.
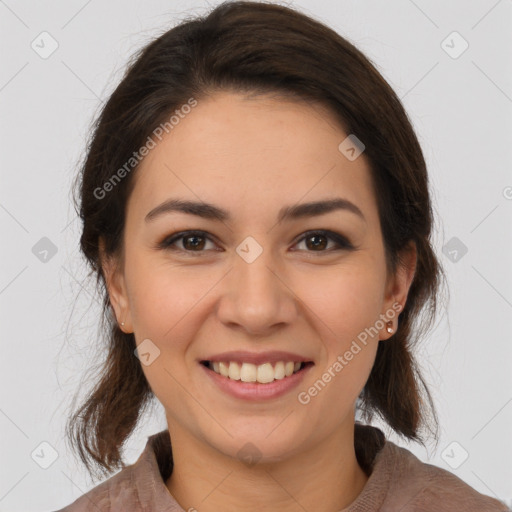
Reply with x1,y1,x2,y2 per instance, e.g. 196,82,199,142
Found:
216,243,298,336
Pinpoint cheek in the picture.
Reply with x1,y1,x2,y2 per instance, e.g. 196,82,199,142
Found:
125,259,208,415
294,265,384,397
295,278,381,423
126,255,213,338
300,263,385,341
124,257,222,410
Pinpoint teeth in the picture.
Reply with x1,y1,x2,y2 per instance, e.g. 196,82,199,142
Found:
207,360,305,383
228,361,241,380
274,361,285,380
257,363,274,383
240,362,257,382
219,361,229,377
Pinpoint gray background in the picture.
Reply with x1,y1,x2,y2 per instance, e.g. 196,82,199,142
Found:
0,0,511,510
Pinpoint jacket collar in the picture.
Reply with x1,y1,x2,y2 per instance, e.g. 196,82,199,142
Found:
125,422,393,511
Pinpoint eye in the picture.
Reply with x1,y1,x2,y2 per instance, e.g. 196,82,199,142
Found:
157,229,354,255
158,230,217,255
292,230,354,253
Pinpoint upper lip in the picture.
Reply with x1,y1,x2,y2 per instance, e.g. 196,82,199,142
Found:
200,351,313,366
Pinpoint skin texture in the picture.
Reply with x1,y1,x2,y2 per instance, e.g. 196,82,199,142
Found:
100,91,416,512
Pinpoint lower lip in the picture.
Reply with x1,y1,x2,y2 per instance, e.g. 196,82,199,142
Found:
200,363,314,401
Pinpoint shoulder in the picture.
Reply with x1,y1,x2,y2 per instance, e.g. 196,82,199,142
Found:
52,465,134,512
52,429,174,512
381,441,509,511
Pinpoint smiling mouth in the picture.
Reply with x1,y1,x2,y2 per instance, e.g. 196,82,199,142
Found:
200,360,314,384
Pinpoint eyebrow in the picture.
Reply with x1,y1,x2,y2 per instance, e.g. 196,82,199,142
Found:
145,197,366,224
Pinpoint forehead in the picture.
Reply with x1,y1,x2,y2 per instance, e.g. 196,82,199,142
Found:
126,91,378,226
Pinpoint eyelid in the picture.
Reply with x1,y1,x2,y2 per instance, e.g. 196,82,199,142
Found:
292,229,353,251
156,230,219,255
157,229,354,254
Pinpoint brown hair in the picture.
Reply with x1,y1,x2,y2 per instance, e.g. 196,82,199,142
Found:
67,0,446,481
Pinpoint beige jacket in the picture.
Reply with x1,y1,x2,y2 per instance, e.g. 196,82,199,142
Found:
54,423,509,511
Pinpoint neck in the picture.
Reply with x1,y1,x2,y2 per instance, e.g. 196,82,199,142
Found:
165,420,369,512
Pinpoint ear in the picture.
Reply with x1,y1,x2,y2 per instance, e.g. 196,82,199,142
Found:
380,240,417,339
99,236,133,333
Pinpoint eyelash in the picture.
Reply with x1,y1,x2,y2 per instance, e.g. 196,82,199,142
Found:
157,229,354,256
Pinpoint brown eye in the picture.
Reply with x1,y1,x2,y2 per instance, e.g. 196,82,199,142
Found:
158,231,216,254
305,233,328,250
157,229,353,256
293,230,353,253
182,233,206,250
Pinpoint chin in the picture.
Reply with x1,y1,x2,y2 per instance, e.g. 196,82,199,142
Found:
206,423,305,463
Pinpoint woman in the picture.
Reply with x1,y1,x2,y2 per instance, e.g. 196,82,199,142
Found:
55,1,508,510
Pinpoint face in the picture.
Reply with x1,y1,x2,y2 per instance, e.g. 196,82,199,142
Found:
101,91,415,463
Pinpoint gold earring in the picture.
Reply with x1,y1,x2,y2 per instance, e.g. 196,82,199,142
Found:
386,321,393,334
